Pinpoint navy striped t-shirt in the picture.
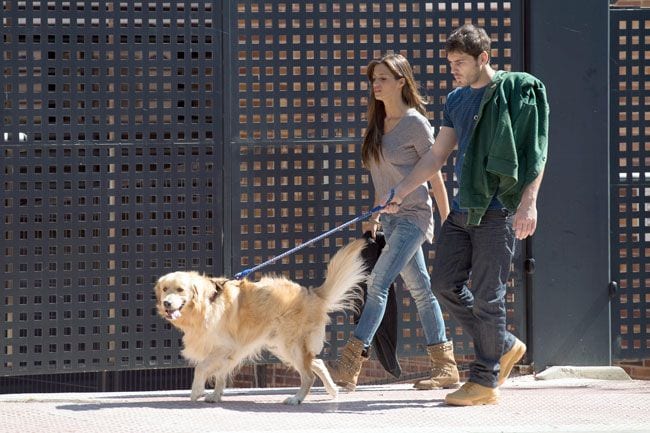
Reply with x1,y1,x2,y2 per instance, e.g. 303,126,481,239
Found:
442,85,502,211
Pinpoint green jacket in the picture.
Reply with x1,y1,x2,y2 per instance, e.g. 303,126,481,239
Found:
459,71,549,225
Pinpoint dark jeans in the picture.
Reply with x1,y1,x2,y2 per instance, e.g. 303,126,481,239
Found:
431,209,517,388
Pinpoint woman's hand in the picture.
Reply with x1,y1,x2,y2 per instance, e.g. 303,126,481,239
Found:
362,218,380,239
379,191,402,214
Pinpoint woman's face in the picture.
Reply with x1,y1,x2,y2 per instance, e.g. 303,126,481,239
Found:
371,63,404,102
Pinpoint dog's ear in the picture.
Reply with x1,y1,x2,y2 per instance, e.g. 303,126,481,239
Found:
190,282,200,300
189,275,208,302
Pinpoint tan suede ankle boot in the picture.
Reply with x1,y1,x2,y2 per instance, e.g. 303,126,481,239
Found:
413,340,460,390
326,336,368,391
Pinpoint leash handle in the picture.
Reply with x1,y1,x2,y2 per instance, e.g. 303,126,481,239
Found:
234,188,395,280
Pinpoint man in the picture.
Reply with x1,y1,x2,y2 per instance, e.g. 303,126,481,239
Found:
381,24,549,405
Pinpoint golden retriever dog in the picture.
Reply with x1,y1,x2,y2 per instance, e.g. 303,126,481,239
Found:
154,238,368,405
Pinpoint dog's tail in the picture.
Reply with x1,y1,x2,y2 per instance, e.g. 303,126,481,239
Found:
314,238,368,313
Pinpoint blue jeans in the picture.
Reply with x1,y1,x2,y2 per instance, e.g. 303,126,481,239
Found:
431,209,517,388
354,214,447,348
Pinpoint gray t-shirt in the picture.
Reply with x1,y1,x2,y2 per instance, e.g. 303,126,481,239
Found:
368,108,434,242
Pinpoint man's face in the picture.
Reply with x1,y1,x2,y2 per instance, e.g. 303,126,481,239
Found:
447,51,483,87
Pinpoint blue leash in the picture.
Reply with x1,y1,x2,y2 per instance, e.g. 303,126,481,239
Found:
234,189,395,280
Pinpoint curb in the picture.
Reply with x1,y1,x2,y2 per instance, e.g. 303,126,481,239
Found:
535,365,632,381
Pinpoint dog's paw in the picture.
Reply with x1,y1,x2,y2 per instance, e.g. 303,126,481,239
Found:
283,396,303,405
322,380,339,398
204,392,222,403
190,390,205,402
326,387,339,399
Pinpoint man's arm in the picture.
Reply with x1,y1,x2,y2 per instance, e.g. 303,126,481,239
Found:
513,168,545,240
429,170,450,223
381,126,457,214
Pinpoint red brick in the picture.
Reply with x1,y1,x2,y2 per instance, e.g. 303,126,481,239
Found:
619,364,634,376
222,354,505,388
611,0,641,7
614,0,650,7
629,366,650,380
615,359,650,380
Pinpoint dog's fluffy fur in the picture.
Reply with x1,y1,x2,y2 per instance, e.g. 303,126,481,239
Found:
154,238,368,405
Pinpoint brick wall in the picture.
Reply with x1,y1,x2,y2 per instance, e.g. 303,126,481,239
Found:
617,360,650,380
227,356,649,388
229,354,477,389
612,0,650,7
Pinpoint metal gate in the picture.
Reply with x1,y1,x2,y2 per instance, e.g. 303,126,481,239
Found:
228,0,526,361
1,0,525,390
1,1,225,376
610,7,650,362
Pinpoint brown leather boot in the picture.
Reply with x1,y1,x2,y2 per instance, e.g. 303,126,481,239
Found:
326,336,368,391
413,341,461,390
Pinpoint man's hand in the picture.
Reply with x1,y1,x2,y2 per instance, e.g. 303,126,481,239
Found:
513,169,545,240
513,202,537,240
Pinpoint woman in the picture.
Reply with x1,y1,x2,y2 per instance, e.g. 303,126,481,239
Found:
327,54,459,391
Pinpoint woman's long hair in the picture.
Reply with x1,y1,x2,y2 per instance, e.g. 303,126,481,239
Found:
362,54,427,167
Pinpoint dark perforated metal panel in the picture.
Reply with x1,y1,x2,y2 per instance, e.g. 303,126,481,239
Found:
230,0,524,357
1,144,221,373
2,0,525,379
1,1,221,144
1,2,224,375
610,9,650,360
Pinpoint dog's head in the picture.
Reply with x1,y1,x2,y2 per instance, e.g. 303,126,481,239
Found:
154,271,229,323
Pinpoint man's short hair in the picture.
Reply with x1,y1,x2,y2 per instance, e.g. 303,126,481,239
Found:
446,24,491,58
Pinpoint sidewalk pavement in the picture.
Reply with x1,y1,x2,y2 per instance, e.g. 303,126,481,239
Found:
0,375,648,433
